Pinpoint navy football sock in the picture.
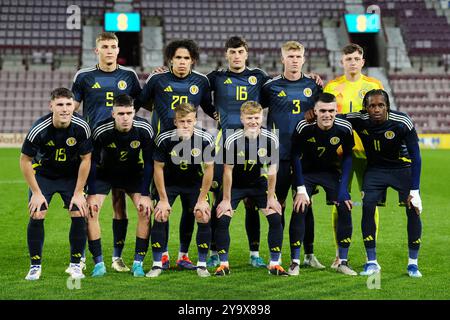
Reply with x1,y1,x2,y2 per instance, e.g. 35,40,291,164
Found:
289,210,305,261
112,218,128,258
196,222,211,263
70,217,87,264
134,236,149,262
88,238,103,264
215,215,231,263
303,206,315,255
27,218,44,265
245,205,260,252
267,213,283,263
151,221,167,262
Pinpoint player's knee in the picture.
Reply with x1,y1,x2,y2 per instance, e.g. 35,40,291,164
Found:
195,211,210,224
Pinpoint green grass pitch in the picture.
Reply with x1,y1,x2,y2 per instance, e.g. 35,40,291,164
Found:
0,148,449,300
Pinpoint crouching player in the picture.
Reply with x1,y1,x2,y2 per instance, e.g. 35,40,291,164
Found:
87,94,155,277
21,87,92,280
291,93,356,276
148,103,215,278
215,101,286,276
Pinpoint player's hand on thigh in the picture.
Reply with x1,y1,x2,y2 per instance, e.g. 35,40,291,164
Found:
70,191,88,217
138,195,153,220
28,193,48,217
216,200,233,218
293,194,310,214
266,197,282,215
152,66,168,74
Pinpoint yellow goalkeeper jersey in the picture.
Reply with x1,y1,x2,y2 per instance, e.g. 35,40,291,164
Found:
324,74,384,158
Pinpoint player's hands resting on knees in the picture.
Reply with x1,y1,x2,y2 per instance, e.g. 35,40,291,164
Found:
86,195,99,218
194,199,211,218
407,190,422,215
28,192,48,218
154,200,171,222
266,197,282,215
304,109,316,123
293,186,310,213
138,195,153,219
70,191,88,217
216,200,233,218
305,72,324,87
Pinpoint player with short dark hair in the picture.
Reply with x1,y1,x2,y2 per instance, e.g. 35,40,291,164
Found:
291,93,356,276
344,89,423,278
21,87,92,280
214,101,286,276
207,36,271,268
86,94,155,277
148,103,215,278
137,39,216,270
261,40,323,269
71,32,143,273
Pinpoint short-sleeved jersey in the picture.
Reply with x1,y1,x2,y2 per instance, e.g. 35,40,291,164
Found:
292,119,354,174
72,65,142,128
21,113,92,179
138,70,214,135
344,110,418,169
224,128,279,189
154,127,215,188
91,116,155,177
261,74,322,160
324,74,383,114
207,67,270,135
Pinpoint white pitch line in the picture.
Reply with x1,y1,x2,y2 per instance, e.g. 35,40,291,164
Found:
0,180,26,184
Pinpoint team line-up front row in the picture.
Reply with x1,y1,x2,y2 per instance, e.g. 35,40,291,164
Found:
21,88,423,281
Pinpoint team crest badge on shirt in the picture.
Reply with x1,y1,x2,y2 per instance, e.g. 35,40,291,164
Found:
130,140,140,148
248,76,257,85
359,88,369,99
384,131,395,139
191,148,201,157
257,148,267,157
66,137,77,146
190,85,199,95
303,88,312,97
118,80,127,90
330,137,340,145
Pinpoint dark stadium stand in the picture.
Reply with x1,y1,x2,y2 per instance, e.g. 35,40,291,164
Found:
0,0,449,134
363,0,450,55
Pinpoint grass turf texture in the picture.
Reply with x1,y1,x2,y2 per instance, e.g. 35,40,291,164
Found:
0,148,449,300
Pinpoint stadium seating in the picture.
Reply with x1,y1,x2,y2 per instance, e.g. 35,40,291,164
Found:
389,74,450,133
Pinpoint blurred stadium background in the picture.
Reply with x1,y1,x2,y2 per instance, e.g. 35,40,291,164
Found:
1,0,450,149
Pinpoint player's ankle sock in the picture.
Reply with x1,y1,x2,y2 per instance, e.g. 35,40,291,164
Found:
196,222,211,263
88,238,103,264
69,217,87,263
134,236,149,262
408,258,418,266
366,248,377,262
338,246,349,261
210,250,218,256
250,251,259,258
292,259,300,265
291,247,300,261
409,248,419,260
269,260,280,267
27,218,44,265
112,218,128,258
153,261,162,268
197,261,206,267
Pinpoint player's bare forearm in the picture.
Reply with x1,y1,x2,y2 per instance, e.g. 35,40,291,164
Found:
198,162,214,202
222,164,233,201
20,153,42,195
74,153,91,194
154,161,168,202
